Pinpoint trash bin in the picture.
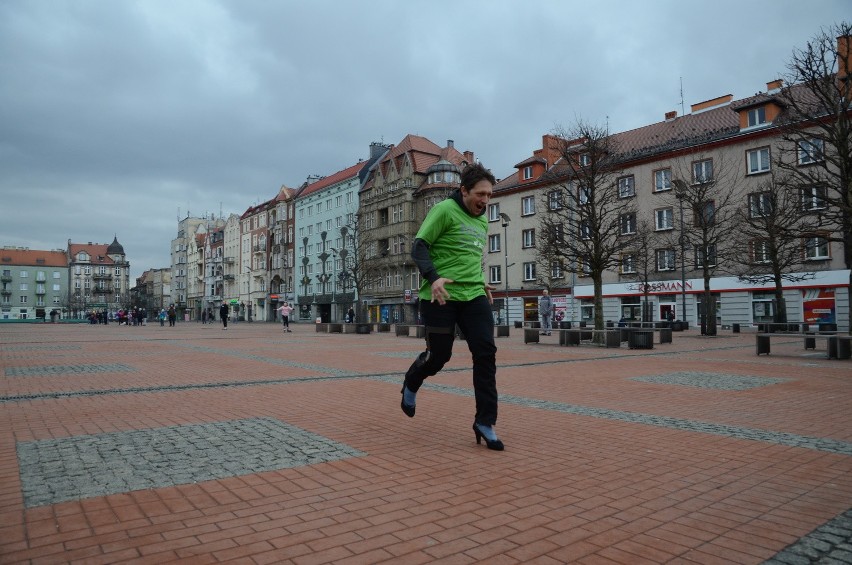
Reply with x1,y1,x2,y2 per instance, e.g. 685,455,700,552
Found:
628,330,654,349
514,321,522,329
559,321,571,329
732,323,740,333
606,321,614,328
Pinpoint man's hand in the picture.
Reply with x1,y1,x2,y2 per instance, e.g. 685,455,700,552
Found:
484,284,496,305
430,277,454,305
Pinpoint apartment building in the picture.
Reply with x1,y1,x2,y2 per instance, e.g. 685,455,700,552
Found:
0,247,69,320
490,78,849,330
133,268,172,314
269,186,296,318
67,237,131,318
358,135,474,324
170,216,207,317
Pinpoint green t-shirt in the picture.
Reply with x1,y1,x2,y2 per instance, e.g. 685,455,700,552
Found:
416,197,487,302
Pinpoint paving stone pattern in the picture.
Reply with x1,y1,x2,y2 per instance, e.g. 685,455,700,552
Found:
17,417,364,507
631,371,790,390
764,508,852,564
5,363,136,376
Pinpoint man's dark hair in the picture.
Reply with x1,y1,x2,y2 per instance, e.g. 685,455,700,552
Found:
460,162,496,191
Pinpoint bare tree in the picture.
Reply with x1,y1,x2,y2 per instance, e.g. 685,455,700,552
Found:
339,208,385,326
623,219,669,323
538,121,637,332
732,171,819,323
775,21,852,331
670,154,740,336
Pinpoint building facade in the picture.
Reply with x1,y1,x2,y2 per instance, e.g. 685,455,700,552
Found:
490,78,850,330
67,237,131,318
358,136,473,324
0,247,69,320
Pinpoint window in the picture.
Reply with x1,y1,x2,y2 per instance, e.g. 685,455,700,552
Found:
621,254,636,274
488,204,500,222
695,244,717,268
20,296,27,304
550,261,563,279
656,249,676,271
620,213,636,235
747,147,770,174
617,175,635,198
19,283,28,291
798,138,824,165
489,266,501,284
750,239,771,263
579,153,591,167
804,236,829,260
801,186,827,211
578,185,591,205
749,192,773,218
747,107,767,128
655,208,674,230
521,196,536,216
522,229,535,248
579,221,591,240
654,168,671,192
489,234,501,253
695,201,715,226
548,190,563,210
522,165,533,180
692,159,713,183
523,262,536,281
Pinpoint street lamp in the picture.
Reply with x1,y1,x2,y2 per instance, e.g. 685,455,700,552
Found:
673,180,688,327
499,212,511,325
244,265,253,322
330,248,338,319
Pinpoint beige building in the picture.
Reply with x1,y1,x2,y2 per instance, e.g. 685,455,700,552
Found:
67,237,131,317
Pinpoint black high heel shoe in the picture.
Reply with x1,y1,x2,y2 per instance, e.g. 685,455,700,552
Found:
473,423,504,451
400,386,415,418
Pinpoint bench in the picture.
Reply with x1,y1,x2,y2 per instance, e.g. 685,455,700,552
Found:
619,327,671,345
558,329,621,348
327,323,343,333
755,332,845,357
496,325,510,338
315,322,329,333
376,323,391,332
395,324,425,338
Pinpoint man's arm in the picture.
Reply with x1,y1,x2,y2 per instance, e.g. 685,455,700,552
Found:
411,238,439,284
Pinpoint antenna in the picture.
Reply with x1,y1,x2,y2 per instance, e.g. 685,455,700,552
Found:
680,77,685,116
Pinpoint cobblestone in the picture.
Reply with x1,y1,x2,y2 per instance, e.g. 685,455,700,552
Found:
631,371,789,390
5,363,136,376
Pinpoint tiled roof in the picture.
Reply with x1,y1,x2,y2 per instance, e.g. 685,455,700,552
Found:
296,161,368,199
68,243,116,265
0,248,68,267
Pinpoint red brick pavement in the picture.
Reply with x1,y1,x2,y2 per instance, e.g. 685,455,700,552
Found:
1,322,850,564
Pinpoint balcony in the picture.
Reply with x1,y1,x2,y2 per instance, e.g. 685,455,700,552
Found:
1,275,12,283
93,273,112,280
1,289,11,296
224,257,235,264
253,245,267,254
35,289,46,295
223,274,235,281
215,275,223,282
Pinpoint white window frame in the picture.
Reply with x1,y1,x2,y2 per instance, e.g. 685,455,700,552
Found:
654,168,671,192
522,165,533,180
488,234,501,253
521,196,536,216
747,107,767,128
804,236,829,260
655,208,674,231
522,262,536,281
617,175,635,198
751,239,771,264
621,254,636,274
620,213,636,235
548,190,563,210
488,203,500,222
695,244,717,268
801,186,827,211
747,147,771,174
522,229,535,248
489,265,501,284
656,249,676,271
749,192,773,218
550,261,563,279
797,138,824,165
692,159,713,184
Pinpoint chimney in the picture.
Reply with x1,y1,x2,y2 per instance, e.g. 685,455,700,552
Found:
447,139,454,148
766,79,783,93
665,111,678,121
691,94,733,114
463,150,474,163
838,34,850,94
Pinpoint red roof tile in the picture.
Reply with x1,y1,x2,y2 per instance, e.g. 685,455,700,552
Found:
0,248,68,268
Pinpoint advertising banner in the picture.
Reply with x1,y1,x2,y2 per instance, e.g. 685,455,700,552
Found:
802,288,835,324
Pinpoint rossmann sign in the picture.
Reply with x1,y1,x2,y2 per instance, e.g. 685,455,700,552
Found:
625,281,693,293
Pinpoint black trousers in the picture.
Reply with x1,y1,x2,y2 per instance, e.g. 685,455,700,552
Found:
404,295,498,426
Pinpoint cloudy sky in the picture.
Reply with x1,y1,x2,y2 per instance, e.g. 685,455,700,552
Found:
1,1,848,280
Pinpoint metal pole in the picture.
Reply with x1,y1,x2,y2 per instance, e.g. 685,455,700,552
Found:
500,213,511,325
679,197,687,326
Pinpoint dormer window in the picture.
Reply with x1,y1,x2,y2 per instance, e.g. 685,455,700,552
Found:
77,252,89,262
522,165,533,180
747,107,766,128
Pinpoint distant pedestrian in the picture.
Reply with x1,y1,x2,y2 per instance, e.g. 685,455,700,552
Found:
220,302,229,330
277,301,293,332
539,289,554,336
346,307,355,324
168,305,176,327
159,309,166,327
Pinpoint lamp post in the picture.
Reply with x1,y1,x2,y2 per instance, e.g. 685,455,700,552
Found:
673,180,688,327
330,248,337,320
244,265,253,322
499,212,511,325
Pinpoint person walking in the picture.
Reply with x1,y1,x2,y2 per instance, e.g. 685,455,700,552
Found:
400,162,504,451
277,301,294,332
219,302,229,330
539,289,554,336
167,305,176,327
